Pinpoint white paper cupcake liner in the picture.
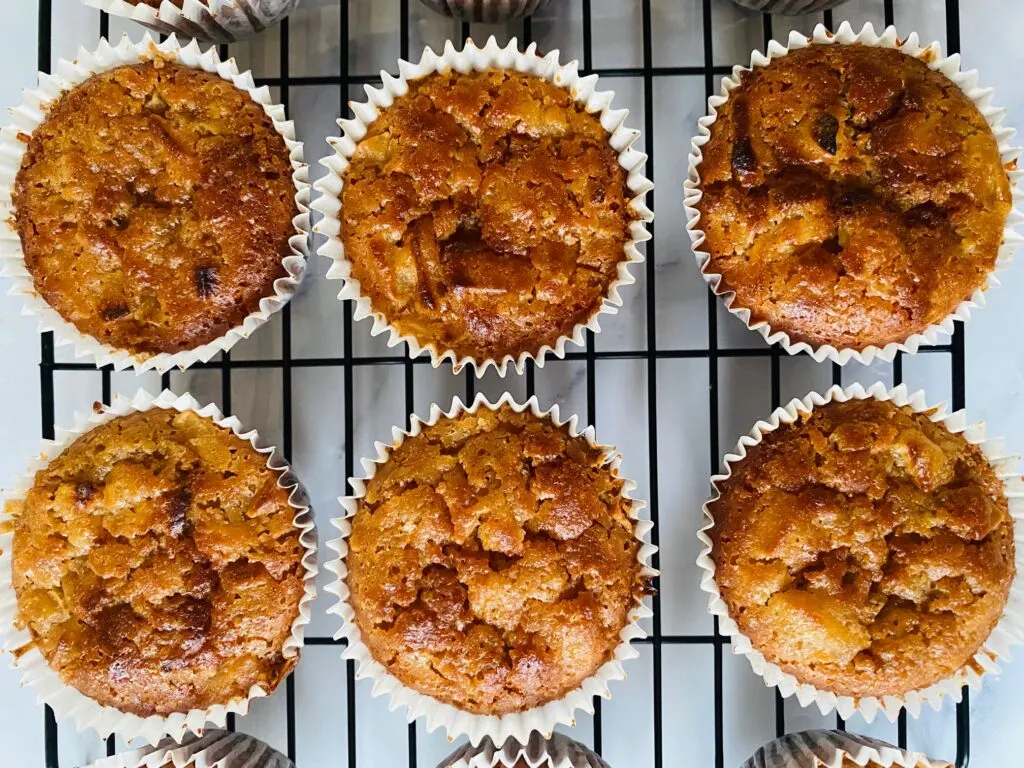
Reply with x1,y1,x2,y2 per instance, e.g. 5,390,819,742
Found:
0,33,311,374
323,392,658,745
684,21,1024,365
742,730,950,768
727,0,849,12
80,0,299,44
417,0,552,23
438,732,611,768
312,36,654,377
87,730,294,768
696,381,1024,722
0,389,319,745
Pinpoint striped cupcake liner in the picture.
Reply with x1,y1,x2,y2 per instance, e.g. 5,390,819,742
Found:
684,21,1024,365
323,393,658,746
742,730,950,768
696,382,1024,722
0,34,310,374
86,730,294,768
417,0,552,23
0,389,318,745
438,732,612,768
312,36,653,377
80,0,298,44
727,0,850,13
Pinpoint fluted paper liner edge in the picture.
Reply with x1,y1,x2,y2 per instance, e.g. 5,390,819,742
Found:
80,0,299,44
437,732,612,768
696,382,1024,722
324,393,658,745
683,21,1024,365
0,33,310,373
740,730,952,768
312,35,654,377
0,389,318,745
85,729,295,768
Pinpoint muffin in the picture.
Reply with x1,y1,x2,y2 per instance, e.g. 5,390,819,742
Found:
693,41,1012,354
327,45,651,374
10,55,301,362
417,0,552,22
80,0,299,42
7,407,309,718
439,732,611,768
741,730,948,768
343,403,650,717
87,730,294,768
727,0,849,13
708,397,1015,700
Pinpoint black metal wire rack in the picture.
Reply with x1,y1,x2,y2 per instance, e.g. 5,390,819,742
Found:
29,0,974,766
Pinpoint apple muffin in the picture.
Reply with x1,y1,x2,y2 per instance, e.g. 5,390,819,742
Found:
12,58,297,357
341,68,637,364
696,44,1011,350
708,398,1015,698
346,404,649,714
8,408,307,716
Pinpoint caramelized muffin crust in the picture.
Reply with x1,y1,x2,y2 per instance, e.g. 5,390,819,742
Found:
709,399,1015,698
698,44,1011,349
9,409,306,716
12,59,296,356
347,405,647,714
342,69,635,362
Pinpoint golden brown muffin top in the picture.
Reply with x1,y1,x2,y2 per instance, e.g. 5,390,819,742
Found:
8,408,307,716
12,59,296,357
342,69,635,364
347,405,648,714
697,44,1011,350
709,399,1015,698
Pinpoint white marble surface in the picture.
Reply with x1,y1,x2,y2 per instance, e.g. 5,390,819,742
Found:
1,1,1023,766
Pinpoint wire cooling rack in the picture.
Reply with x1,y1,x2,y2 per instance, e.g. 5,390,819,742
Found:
27,0,977,767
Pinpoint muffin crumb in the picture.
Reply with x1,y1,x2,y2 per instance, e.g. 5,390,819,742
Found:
348,404,648,714
8,408,306,716
698,45,1011,350
709,399,1015,698
342,69,636,363
12,59,296,357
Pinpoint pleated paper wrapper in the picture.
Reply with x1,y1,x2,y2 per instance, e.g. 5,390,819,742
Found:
684,21,1024,365
324,393,658,745
696,382,1024,722
0,34,310,373
0,389,318,745
313,36,653,377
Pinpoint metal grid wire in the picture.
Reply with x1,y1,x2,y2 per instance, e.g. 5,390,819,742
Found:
31,0,971,766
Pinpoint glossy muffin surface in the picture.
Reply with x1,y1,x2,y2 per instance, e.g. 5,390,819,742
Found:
709,399,1014,698
13,59,296,357
697,44,1011,350
347,405,647,714
9,409,306,716
342,69,634,363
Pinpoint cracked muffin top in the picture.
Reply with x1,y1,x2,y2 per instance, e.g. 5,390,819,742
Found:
8,408,306,716
346,405,648,715
697,44,1011,350
12,58,296,358
709,399,1015,698
341,69,635,365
